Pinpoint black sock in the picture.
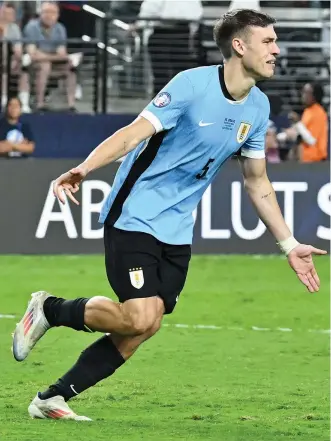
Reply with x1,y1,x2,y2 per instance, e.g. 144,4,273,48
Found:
43,297,92,332
39,335,125,401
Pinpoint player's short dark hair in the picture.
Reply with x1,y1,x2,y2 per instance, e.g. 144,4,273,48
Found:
213,9,276,59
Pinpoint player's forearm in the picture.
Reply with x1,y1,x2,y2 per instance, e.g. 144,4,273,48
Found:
244,176,292,242
81,129,140,173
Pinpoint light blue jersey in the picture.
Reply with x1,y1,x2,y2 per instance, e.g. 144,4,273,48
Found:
99,65,270,245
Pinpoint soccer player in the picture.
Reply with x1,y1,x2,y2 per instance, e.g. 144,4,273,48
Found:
13,9,326,421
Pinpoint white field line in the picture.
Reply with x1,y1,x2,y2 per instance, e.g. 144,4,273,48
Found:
162,323,331,334
0,314,329,334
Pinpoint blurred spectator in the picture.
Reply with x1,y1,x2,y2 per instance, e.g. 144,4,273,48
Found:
278,82,328,162
19,1,76,112
266,120,281,163
268,95,294,161
59,1,93,101
0,2,22,107
111,1,142,23
138,0,203,95
0,96,34,158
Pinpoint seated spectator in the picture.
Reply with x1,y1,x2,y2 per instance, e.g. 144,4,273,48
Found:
19,1,76,112
265,120,281,163
0,2,22,107
0,96,35,158
277,82,328,162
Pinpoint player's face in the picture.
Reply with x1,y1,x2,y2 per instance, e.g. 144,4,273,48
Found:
242,25,280,80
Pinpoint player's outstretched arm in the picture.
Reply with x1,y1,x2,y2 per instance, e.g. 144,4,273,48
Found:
53,117,156,205
239,156,327,293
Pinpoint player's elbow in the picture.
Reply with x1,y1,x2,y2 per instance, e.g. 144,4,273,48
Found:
243,173,269,193
119,117,156,153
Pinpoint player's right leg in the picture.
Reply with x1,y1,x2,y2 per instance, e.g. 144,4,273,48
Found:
28,306,164,421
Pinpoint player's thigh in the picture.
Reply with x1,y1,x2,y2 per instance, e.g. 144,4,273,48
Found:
158,243,191,314
104,225,162,303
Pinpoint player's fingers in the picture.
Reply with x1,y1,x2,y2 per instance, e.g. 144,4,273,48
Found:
307,271,319,292
311,268,320,287
71,183,80,193
297,273,314,293
54,183,65,204
64,188,79,205
310,246,327,255
63,183,74,192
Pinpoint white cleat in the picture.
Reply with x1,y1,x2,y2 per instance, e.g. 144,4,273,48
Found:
12,291,51,362
28,394,92,421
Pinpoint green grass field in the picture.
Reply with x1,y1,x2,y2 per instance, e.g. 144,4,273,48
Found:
0,255,329,441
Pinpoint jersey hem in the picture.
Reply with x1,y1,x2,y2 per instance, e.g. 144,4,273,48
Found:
112,223,193,246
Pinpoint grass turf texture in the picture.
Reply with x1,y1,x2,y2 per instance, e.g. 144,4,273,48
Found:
0,255,329,441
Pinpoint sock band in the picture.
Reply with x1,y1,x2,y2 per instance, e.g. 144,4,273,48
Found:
43,297,92,332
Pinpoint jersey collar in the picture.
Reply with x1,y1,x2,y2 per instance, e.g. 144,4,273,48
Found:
218,65,250,105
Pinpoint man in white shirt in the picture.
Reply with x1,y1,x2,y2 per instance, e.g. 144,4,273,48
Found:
138,0,203,95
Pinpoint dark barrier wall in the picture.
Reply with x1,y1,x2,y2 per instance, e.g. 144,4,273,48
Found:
21,114,136,158
0,160,329,254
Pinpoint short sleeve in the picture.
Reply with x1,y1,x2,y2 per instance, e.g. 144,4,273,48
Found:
58,24,67,44
140,72,194,133
22,123,34,142
240,95,270,159
23,22,36,40
11,24,22,41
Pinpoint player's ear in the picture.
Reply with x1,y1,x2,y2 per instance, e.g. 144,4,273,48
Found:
232,37,245,57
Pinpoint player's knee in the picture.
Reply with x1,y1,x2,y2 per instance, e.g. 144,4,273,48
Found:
149,318,162,337
129,315,155,336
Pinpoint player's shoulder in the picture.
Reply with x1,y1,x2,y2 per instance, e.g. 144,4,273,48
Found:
179,65,218,94
180,65,217,84
251,86,270,112
182,65,218,78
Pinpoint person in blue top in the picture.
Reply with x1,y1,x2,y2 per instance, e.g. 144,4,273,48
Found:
13,9,326,421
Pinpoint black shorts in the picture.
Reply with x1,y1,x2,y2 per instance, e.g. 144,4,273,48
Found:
104,226,191,314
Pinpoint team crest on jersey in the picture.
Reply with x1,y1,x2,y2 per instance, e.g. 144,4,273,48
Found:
153,92,171,108
237,122,252,143
129,268,144,289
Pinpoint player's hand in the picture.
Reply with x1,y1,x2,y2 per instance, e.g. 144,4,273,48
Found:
287,244,327,293
53,164,88,205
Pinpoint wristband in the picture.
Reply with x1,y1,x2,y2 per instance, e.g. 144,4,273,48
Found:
277,236,300,255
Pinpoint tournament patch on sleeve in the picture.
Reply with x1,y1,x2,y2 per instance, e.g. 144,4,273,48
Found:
153,92,171,108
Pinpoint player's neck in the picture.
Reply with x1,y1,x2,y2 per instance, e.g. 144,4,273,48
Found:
223,60,256,101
